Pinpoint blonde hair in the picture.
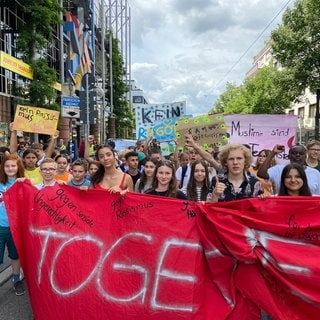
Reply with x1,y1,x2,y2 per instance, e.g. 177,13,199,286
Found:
218,144,252,171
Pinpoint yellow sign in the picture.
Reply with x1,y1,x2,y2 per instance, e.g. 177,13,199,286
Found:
0,51,33,79
0,51,61,91
13,105,60,135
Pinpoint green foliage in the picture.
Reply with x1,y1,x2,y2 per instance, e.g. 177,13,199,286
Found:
271,0,320,92
27,59,58,107
16,0,63,62
107,36,134,137
210,67,298,115
15,0,63,111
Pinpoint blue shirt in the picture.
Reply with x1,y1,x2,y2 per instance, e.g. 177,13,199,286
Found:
0,178,16,227
67,179,90,188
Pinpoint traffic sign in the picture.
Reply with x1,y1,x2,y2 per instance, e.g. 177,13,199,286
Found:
61,96,80,118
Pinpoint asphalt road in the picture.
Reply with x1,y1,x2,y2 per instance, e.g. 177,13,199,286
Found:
0,252,33,320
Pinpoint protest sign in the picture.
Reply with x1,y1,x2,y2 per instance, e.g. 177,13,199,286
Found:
135,101,186,140
175,114,228,150
13,105,59,135
153,118,178,142
224,114,297,163
160,141,176,156
4,182,320,320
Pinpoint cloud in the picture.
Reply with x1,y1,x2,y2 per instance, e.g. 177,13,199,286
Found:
130,0,292,115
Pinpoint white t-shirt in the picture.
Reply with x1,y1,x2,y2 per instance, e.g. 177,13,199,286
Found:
267,164,320,195
175,165,191,188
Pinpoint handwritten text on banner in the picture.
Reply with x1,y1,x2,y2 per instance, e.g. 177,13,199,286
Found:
4,182,320,320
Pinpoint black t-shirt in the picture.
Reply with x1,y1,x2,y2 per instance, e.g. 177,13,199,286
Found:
147,189,187,200
127,171,141,187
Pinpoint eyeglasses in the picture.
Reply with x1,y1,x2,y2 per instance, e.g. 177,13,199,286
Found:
309,148,320,152
40,168,56,172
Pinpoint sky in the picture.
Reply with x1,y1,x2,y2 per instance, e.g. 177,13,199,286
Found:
129,0,293,116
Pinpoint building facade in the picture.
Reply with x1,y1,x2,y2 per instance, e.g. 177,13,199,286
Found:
0,0,132,146
246,41,317,144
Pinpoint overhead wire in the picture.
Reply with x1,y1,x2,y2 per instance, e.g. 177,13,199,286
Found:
214,0,293,91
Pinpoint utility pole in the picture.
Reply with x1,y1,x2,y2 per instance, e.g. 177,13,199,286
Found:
108,0,115,138
100,0,106,143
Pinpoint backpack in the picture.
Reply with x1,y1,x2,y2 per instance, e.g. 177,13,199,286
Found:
179,165,188,189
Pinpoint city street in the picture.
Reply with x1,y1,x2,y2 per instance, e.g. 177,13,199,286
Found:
0,255,33,320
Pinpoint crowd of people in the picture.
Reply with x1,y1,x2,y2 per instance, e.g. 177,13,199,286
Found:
1,122,320,304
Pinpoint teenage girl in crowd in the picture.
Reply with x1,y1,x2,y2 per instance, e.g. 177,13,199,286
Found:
249,149,276,196
180,159,210,202
135,157,158,193
278,163,312,196
0,154,26,295
54,154,71,183
146,160,187,199
87,162,99,183
21,149,42,185
90,144,133,193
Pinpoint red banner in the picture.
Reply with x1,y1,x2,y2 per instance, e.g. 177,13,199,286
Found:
4,181,320,319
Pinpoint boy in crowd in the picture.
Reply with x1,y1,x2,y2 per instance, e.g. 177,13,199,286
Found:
124,151,141,187
35,158,58,189
68,159,90,189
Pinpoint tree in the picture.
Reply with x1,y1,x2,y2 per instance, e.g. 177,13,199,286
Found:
211,82,248,114
271,0,320,138
210,66,297,115
107,35,134,138
15,0,63,111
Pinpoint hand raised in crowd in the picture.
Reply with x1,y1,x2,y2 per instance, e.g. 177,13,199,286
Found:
272,144,285,154
88,135,94,143
52,130,60,140
185,134,196,148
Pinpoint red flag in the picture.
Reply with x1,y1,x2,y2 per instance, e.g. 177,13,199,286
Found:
5,181,320,319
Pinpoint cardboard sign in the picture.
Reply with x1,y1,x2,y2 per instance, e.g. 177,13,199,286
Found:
13,105,59,135
175,114,228,149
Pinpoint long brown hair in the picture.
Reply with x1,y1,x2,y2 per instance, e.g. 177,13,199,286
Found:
0,154,25,184
150,160,178,198
186,159,210,201
278,163,311,196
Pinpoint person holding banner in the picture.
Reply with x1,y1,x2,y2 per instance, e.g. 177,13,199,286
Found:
257,144,320,195
208,144,264,202
180,159,210,201
35,158,59,189
146,160,187,199
278,163,312,196
0,154,26,296
90,144,133,194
